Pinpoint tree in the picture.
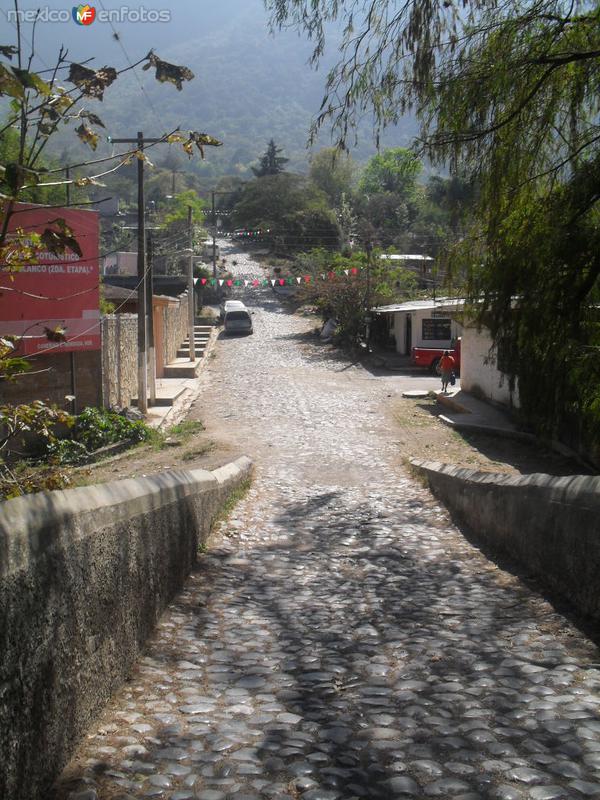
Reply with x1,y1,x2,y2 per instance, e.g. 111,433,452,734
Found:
358,148,422,198
232,173,339,251
251,139,289,177
296,248,417,346
309,147,354,206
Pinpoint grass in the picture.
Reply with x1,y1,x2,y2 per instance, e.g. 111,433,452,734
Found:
210,476,253,533
149,419,205,451
169,419,205,439
182,441,215,461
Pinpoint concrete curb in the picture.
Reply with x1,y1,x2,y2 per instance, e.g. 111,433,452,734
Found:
436,391,471,414
438,413,537,443
410,458,600,621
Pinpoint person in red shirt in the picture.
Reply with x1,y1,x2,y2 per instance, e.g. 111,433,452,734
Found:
439,350,456,392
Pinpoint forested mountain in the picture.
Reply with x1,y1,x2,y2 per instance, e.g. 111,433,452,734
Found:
1,0,416,176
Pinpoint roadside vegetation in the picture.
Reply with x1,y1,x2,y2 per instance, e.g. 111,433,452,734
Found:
0,405,154,500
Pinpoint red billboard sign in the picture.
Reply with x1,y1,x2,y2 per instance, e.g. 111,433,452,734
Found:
0,203,100,355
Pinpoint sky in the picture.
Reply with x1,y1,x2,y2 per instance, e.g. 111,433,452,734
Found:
0,1,308,72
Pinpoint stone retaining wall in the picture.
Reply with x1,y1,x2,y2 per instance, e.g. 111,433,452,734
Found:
0,456,253,800
411,459,600,621
101,312,138,408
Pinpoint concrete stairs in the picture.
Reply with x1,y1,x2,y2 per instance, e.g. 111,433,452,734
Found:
176,325,212,360
133,325,215,407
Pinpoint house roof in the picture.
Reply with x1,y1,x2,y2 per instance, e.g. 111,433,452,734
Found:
372,298,465,314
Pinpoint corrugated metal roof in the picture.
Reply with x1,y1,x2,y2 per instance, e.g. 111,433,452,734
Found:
379,254,434,261
372,298,464,313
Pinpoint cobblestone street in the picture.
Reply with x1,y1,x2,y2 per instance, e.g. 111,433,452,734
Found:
57,243,600,800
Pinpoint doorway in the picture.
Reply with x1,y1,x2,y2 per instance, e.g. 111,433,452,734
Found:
405,314,412,354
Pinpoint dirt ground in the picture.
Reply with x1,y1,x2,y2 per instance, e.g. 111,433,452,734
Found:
390,394,586,476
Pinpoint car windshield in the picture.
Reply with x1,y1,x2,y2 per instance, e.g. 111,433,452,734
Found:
227,311,250,321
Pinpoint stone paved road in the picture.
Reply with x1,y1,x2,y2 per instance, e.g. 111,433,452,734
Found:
57,242,600,800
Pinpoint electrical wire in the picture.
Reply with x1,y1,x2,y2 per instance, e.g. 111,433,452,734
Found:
96,0,161,127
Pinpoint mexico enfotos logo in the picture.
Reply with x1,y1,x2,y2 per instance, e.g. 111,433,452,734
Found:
6,5,172,24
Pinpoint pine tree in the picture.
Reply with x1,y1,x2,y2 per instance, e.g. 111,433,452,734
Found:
252,139,289,178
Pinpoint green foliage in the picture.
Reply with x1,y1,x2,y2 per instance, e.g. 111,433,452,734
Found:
167,419,205,440
0,400,74,457
358,148,422,198
461,158,600,456
309,147,354,206
294,248,417,345
72,407,152,452
46,439,89,466
162,189,207,228
252,139,289,177
232,173,340,251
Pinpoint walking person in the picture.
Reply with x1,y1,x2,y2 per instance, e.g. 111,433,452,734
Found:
439,350,456,392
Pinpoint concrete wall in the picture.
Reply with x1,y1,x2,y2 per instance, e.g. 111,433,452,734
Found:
411,459,600,620
0,351,101,411
101,312,138,408
460,325,520,408
0,456,252,800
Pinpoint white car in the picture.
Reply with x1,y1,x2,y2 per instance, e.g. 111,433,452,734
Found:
224,308,253,335
219,299,246,319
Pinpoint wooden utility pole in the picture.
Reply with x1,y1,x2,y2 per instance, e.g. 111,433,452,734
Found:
187,206,196,362
146,230,156,405
110,132,163,413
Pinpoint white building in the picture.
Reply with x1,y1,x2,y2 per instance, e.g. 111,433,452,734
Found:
460,325,520,409
373,297,520,409
372,299,463,355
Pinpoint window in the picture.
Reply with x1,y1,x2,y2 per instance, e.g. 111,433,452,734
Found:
422,318,451,340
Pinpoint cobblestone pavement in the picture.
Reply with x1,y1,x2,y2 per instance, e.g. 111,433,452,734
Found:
57,242,600,800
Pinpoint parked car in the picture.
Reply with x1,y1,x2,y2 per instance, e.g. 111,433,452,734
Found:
224,308,253,335
411,338,461,374
201,240,219,260
219,299,246,320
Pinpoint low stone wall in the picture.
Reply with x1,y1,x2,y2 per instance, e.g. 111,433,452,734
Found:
411,460,600,620
101,312,137,408
0,456,252,800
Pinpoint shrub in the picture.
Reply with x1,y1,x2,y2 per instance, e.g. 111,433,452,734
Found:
72,407,151,452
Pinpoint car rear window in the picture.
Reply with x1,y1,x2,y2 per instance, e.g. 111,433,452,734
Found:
226,311,250,321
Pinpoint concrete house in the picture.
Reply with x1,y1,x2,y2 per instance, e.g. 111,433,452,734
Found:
372,299,463,355
434,298,520,408
373,297,520,409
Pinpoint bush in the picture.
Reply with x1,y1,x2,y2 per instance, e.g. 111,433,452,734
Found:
72,407,151,452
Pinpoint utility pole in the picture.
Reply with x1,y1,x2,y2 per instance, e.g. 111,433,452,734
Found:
365,238,373,354
146,230,156,405
187,206,196,362
110,132,163,413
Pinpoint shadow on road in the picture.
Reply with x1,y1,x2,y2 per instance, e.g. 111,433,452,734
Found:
55,486,600,800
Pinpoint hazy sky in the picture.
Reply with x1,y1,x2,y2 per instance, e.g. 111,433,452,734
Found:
0,1,277,70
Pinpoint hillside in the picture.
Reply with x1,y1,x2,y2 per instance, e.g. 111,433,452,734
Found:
16,0,417,176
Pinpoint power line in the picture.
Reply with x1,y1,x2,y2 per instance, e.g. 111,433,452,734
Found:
96,0,161,126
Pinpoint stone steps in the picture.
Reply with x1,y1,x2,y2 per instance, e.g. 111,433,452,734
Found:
162,357,203,379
